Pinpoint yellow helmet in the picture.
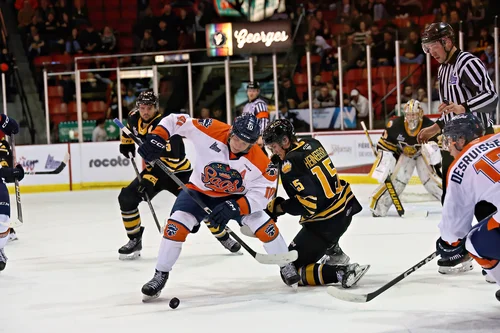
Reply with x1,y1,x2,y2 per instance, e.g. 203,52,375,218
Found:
404,99,424,131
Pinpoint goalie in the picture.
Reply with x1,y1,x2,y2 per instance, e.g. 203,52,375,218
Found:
370,100,442,217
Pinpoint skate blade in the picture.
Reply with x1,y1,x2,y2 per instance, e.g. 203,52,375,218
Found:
344,264,370,289
291,283,298,292
8,236,18,242
320,255,351,266
119,252,141,260
438,263,473,274
142,292,161,303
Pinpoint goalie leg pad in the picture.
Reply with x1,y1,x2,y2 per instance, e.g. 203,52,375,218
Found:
370,151,396,183
370,156,415,217
416,155,442,201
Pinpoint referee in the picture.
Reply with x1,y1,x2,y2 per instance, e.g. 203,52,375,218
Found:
417,22,498,275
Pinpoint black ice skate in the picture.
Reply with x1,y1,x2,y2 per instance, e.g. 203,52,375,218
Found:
118,227,144,260
218,234,241,253
437,253,473,274
335,263,370,288
8,228,18,242
280,262,300,289
320,243,350,266
0,248,7,271
483,269,496,283
141,269,169,302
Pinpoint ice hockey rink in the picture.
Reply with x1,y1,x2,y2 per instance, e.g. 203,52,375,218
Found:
1,184,499,333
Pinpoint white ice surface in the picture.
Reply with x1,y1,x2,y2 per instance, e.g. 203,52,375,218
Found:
1,184,499,333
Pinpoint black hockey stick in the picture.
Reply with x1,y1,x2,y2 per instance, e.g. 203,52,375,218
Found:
114,118,298,265
10,135,22,223
130,157,162,233
327,251,438,302
26,152,70,175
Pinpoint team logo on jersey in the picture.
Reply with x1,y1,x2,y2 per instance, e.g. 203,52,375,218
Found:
198,119,213,128
303,143,312,150
402,144,418,157
397,134,405,142
166,223,179,237
201,162,245,193
209,142,221,153
265,162,278,177
281,160,292,174
387,120,393,128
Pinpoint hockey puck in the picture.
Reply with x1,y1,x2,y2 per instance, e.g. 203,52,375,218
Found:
495,290,500,302
169,297,180,309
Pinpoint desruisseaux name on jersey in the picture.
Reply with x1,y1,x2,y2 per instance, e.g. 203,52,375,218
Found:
450,138,500,184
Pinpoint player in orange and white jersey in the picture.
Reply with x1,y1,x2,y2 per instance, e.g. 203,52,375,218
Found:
136,113,299,301
436,114,500,299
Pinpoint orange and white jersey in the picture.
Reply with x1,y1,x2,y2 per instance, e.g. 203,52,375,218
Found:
151,114,277,214
439,133,500,243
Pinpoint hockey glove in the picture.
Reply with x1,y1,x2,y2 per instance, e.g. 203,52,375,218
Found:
264,196,286,220
436,237,468,262
137,173,157,199
0,164,24,183
120,143,136,159
270,154,281,166
0,114,19,136
208,200,240,229
138,134,166,162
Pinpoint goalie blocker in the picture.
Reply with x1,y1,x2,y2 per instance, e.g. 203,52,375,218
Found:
369,100,442,217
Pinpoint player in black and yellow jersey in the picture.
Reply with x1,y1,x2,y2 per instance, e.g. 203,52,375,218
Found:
369,99,442,217
117,90,240,259
262,119,369,288
0,136,18,242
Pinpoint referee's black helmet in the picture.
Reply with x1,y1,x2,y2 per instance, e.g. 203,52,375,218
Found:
421,22,454,45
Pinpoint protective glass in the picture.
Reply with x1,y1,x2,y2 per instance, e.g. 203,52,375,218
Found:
422,40,441,54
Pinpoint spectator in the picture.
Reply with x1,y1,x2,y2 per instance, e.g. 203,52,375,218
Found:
59,12,72,40
194,4,206,48
480,45,495,79
178,9,193,34
212,108,226,123
431,79,439,101
417,88,428,103
100,26,116,53
451,0,469,21
106,95,128,119
200,107,210,119
350,89,369,128
55,0,70,21
92,118,108,142
44,11,65,52
373,31,395,66
134,6,156,38
397,0,423,16
401,85,416,103
279,77,300,109
399,30,424,64
277,106,309,132
341,35,364,71
467,0,485,36
79,25,101,54
72,0,89,26
474,27,494,54
435,2,449,20
27,29,47,59
124,89,136,110
154,20,178,51
18,1,35,32
370,25,383,45
65,28,82,54
28,14,44,37
159,4,178,31
309,10,328,38
36,0,51,22
373,0,390,21
313,86,336,108
353,21,370,48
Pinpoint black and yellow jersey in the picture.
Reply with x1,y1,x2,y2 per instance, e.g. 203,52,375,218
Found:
377,116,438,159
121,109,191,173
277,138,359,224
0,140,12,168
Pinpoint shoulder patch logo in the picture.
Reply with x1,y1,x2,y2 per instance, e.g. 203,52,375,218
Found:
303,143,312,150
387,120,393,128
281,160,292,174
198,118,213,128
265,162,278,177
209,142,221,153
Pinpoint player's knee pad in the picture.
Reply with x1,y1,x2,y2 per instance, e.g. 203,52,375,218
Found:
118,186,141,211
163,211,198,242
370,156,415,216
254,218,279,243
0,213,9,235
416,156,442,200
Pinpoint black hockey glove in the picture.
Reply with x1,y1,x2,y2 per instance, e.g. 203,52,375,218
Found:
270,154,281,166
137,173,157,199
436,237,468,263
208,200,240,229
120,143,135,159
138,134,166,162
265,196,286,220
0,114,19,136
0,164,24,183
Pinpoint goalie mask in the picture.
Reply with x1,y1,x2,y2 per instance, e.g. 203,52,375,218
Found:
404,99,424,132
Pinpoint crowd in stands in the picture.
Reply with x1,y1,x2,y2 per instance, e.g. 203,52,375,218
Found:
6,0,499,139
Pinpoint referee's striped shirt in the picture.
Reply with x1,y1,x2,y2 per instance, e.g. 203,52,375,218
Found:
436,49,498,130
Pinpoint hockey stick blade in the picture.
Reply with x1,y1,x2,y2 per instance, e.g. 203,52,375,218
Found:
327,252,438,303
114,118,297,266
26,152,70,175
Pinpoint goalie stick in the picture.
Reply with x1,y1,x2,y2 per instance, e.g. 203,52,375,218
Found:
361,121,428,219
26,152,70,175
114,118,298,266
10,135,22,223
327,251,437,302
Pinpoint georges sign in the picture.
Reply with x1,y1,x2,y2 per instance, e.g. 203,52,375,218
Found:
206,21,292,56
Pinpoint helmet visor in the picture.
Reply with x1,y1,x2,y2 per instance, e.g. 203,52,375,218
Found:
442,133,465,151
422,40,441,54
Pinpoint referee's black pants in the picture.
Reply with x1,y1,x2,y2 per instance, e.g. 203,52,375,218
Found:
441,126,497,222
